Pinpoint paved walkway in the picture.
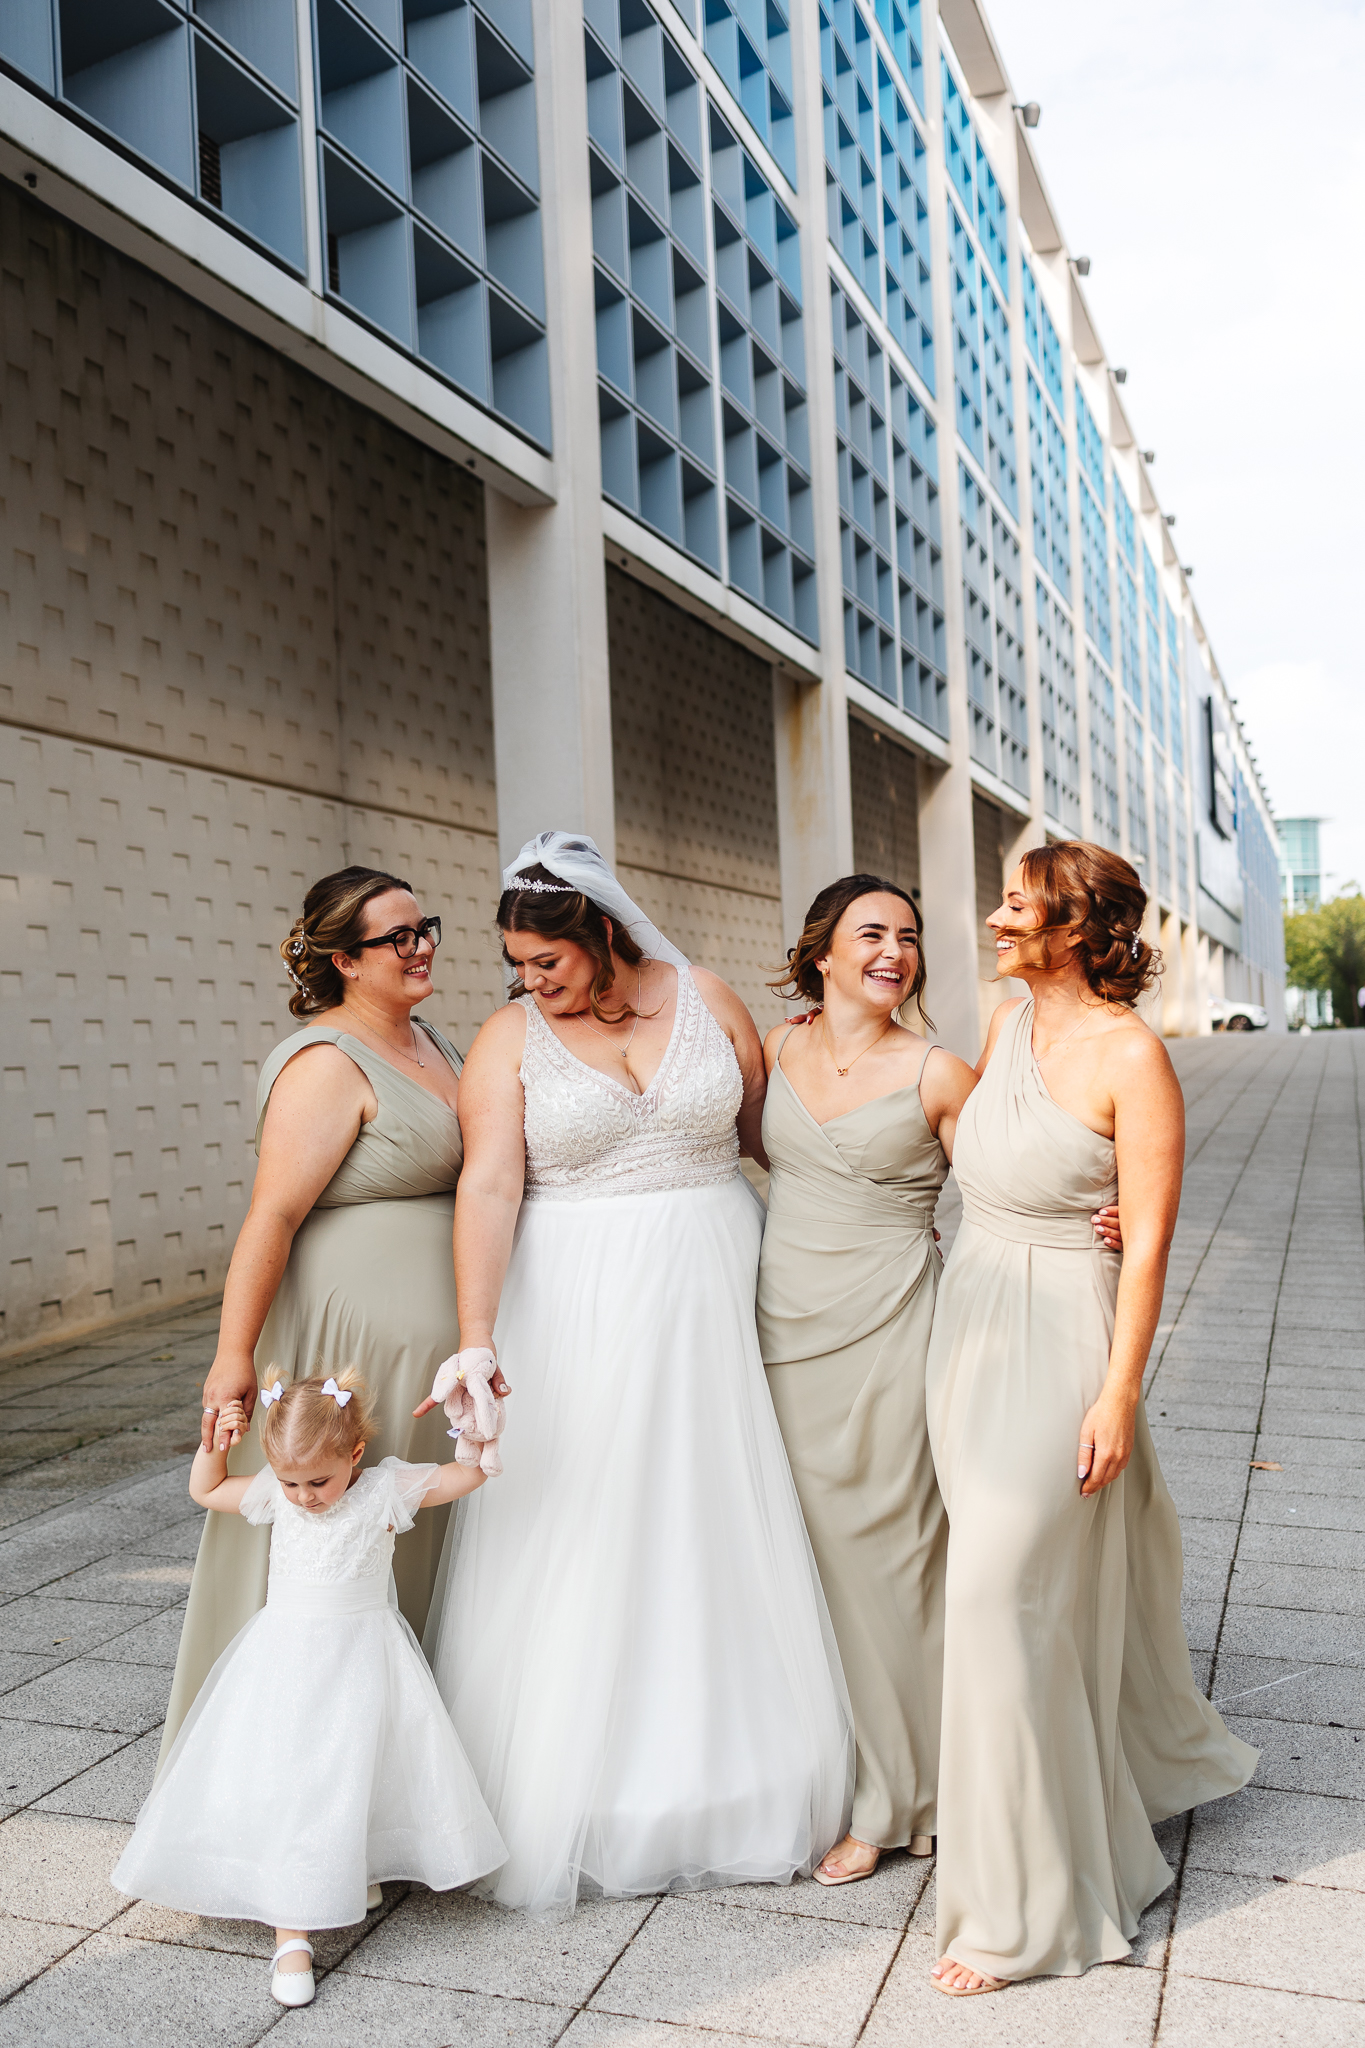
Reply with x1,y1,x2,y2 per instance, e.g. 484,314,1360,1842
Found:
0,1033,1360,2047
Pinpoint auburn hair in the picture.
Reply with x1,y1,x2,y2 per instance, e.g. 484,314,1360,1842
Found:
497,863,648,1023
280,867,414,1019
770,873,933,1033
257,1367,373,1467
1009,842,1159,1005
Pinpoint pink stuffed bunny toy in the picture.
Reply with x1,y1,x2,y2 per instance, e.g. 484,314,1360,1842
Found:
429,1348,505,1478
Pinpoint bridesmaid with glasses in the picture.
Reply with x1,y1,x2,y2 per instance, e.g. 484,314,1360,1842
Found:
161,867,495,1761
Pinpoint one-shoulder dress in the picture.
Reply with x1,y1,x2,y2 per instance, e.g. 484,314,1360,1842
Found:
159,1019,465,1760
925,998,1256,1979
427,965,853,1917
757,1039,947,1851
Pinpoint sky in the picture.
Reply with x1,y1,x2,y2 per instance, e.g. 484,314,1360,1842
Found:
982,0,1365,897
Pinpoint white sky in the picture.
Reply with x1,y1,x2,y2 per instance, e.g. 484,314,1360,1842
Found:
980,0,1365,895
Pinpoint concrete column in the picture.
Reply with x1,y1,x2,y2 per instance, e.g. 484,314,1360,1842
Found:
486,0,615,867
771,0,856,947
914,6,983,1059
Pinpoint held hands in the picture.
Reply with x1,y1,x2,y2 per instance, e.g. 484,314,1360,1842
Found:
212,1400,250,1454
200,1352,259,1451
1077,1389,1138,1496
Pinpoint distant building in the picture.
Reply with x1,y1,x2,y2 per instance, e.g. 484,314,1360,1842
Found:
1279,818,1325,911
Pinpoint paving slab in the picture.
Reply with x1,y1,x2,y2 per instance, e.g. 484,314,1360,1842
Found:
0,1812,132,1930
1186,1784,1365,1890
0,1926,275,2047
276,1972,573,2046
341,1887,653,2005
37,1554,194,1610
32,1727,161,1822
0,1654,172,1736
1169,1867,1365,2001
0,1916,88,2003
587,1895,899,2047
1210,1655,1364,1728
1157,1975,1365,2048
861,1931,1163,2046
0,1723,127,1820
702,1855,930,1932
1225,1714,1365,1800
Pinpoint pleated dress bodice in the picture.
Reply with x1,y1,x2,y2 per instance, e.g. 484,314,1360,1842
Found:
160,1015,467,1763
758,1045,948,1850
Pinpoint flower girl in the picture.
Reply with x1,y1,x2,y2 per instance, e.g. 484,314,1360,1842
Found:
112,1369,506,2008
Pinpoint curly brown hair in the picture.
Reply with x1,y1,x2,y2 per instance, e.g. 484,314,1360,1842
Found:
279,867,413,1019
769,873,933,1033
1009,842,1160,1005
498,864,649,1023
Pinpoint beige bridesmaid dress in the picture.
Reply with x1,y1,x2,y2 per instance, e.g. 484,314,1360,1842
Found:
757,1038,947,1851
926,998,1256,1979
159,1021,464,1761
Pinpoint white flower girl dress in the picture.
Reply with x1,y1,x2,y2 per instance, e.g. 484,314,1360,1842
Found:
113,1458,505,1929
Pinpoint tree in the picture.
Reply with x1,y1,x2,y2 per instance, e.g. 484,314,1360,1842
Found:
1284,890,1365,1027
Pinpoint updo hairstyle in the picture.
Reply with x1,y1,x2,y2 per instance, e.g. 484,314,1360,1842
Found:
498,863,647,1023
280,866,413,1019
770,873,933,1033
1013,842,1159,1005
257,1367,374,1467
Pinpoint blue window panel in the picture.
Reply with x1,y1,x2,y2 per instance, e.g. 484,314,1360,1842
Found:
1075,382,1106,503
874,0,923,110
1045,406,1070,598
1143,541,1159,618
1125,707,1149,864
705,0,797,186
940,57,973,213
820,3,879,292
877,57,933,390
1087,653,1120,848
1115,482,1135,567
981,276,1016,515
1165,601,1184,774
1118,558,1141,710
1021,258,1039,369
1146,614,1166,749
975,141,1007,294
1023,259,1064,414
1154,773,1173,903
1036,582,1081,830
948,202,982,462
1027,374,1047,564
1080,475,1111,664
1174,773,1191,914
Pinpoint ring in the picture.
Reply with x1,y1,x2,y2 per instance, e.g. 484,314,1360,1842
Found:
1080,1442,1095,1450
202,1407,217,1416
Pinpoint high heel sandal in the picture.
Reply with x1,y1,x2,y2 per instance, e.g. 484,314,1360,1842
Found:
270,1939,315,2008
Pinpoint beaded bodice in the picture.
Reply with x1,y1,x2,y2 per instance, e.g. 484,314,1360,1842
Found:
519,965,742,1201
239,1458,436,1583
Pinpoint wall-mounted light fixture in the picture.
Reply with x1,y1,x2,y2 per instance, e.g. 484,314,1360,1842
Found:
1183,565,1194,576
1012,102,1041,127
1164,514,1177,527
1142,449,1156,462
1070,255,1091,275
1112,368,1128,384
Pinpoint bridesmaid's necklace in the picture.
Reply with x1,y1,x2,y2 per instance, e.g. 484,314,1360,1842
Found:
822,1016,893,1077
1032,1006,1097,1062
352,1016,426,1068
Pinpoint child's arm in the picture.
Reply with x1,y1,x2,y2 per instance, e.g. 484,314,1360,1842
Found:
189,1399,256,1513
417,1459,491,1511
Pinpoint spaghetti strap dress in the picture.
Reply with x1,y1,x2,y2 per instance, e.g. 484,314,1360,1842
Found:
158,1018,465,1763
757,1037,947,1851
925,998,1257,1979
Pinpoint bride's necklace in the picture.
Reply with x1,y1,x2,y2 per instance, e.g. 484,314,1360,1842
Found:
822,1015,893,1078
567,968,643,1062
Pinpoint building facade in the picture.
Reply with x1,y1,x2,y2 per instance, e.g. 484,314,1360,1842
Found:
1279,817,1324,912
0,0,1285,1348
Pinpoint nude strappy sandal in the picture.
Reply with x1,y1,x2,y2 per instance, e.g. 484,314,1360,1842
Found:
931,1958,1010,1997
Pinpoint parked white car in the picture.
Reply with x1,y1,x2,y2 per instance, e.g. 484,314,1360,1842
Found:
1210,997,1269,1032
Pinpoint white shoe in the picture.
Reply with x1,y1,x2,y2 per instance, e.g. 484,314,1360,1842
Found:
366,1883,383,1911
270,1939,315,2008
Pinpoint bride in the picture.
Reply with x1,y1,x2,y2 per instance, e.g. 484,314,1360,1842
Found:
421,833,852,1916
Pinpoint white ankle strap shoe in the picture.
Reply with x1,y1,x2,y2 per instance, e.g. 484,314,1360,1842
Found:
270,1938,315,2007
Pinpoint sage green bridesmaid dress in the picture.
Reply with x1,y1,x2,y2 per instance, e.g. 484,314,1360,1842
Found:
159,1020,464,1761
926,997,1256,1979
757,1036,947,1851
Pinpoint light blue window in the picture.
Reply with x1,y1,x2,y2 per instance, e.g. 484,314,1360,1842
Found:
890,364,946,731
820,2,880,298
1027,374,1048,569
874,0,923,110
1080,476,1111,663
877,60,934,391
1115,483,1135,568
1022,271,1065,412
959,462,997,775
1165,603,1184,774
948,203,982,462
981,278,1016,515
1075,383,1106,503
1143,542,1159,618
1045,406,1070,598
1118,558,1141,710
1021,259,1040,372
1154,771,1173,904
1125,707,1148,865
1174,773,1191,914
993,510,1028,796
1087,653,1120,848
705,0,797,186
1036,583,1081,830
1146,611,1166,749
941,56,973,213
975,142,1008,295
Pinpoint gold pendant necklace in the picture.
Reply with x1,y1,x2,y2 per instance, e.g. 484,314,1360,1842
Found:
823,1017,892,1077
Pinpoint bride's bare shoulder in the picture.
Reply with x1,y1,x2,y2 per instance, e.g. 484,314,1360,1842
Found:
467,1001,530,1064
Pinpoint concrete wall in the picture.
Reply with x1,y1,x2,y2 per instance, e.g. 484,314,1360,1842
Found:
0,186,502,1351
606,568,786,1031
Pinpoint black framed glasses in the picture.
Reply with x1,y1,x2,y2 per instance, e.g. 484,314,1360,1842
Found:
353,916,442,959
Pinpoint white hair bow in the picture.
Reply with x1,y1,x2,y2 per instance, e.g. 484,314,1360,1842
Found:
259,1381,285,1408
321,1377,352,1408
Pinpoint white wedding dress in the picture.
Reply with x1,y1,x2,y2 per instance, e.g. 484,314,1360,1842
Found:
427,965,852,1916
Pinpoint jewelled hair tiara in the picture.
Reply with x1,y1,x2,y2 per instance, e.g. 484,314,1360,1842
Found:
509,877,578,894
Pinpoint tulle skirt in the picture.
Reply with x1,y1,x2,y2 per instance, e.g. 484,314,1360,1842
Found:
113,1576,506,1929
426,1176,854,1917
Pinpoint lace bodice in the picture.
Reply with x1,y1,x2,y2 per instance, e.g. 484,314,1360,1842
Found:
239,1457,437,1583
519,965,742,1201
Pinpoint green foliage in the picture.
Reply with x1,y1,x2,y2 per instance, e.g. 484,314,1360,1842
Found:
1284,890,1365,1026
